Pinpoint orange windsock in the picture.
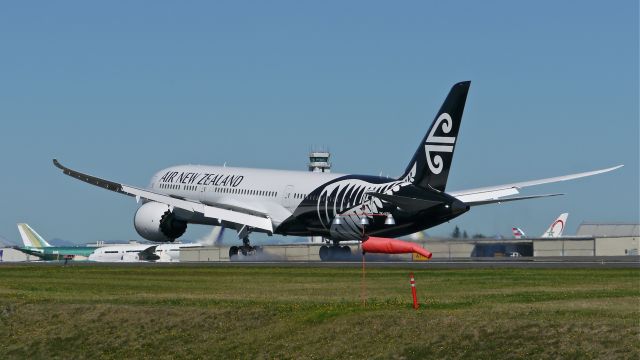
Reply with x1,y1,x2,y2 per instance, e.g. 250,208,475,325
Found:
361,236,432,259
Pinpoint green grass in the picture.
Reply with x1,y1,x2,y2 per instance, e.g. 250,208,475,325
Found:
0,265,638,359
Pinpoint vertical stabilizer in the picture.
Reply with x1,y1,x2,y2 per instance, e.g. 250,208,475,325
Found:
512,227,527,239
199,226,225,246
400,81,470,191
17,223,52,248
540,213,569,238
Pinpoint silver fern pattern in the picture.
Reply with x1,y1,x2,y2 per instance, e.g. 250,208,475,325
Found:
314,178,412,240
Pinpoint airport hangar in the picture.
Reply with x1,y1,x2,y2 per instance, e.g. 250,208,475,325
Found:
179,222,639,262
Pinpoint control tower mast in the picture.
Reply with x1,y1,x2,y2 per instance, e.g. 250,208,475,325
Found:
308,149,330,243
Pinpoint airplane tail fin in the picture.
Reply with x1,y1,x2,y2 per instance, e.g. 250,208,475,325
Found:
540,213,569,238
512,227,527,239
200,226,225,246
17,223,52,248
213,227,225,246
400,81,470,191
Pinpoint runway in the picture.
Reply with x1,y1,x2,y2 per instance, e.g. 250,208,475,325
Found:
198,256,640,269
2,256,638,269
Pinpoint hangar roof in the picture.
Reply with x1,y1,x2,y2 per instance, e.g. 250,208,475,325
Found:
576,223,639,237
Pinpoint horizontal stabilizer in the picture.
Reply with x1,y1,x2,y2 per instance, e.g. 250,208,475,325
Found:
464,193,563,206
366,192,441,212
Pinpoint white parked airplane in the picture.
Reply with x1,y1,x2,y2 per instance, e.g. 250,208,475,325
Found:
512,213,569,239
89,227,224,262
53,81,622,260
88,243,161,262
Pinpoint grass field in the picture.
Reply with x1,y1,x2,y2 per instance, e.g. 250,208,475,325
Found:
0,264,638,359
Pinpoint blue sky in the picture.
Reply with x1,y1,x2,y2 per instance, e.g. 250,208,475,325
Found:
0,1,637,245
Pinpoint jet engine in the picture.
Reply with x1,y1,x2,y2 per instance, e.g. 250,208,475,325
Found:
134,202,187,242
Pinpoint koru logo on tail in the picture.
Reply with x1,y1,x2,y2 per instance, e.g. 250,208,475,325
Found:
424,113,456,174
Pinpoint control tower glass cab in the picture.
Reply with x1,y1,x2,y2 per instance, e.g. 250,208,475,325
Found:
308,151,331,173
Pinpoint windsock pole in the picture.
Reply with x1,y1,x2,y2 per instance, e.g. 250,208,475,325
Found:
361,226,367,307
361,251,367,307
409,272,419,310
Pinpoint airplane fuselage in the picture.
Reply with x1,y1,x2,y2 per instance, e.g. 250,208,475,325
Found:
149,165,468,241
18,246,94,261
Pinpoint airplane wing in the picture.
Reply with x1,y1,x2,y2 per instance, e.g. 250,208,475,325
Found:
450,165,622,206
52,159,274,233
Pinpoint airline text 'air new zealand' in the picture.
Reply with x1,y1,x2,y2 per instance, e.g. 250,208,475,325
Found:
53,82,622,260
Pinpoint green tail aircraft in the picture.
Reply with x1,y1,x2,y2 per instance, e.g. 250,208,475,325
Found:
15,223,96,261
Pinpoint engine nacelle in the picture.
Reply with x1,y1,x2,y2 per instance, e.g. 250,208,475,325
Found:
134,202,187,242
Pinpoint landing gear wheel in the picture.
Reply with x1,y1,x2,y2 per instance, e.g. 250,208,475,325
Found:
229,246,239,258
319,245,329,261
234,236,260,257
240,239,251,255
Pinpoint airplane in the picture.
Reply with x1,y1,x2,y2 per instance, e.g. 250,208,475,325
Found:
512,213,569,239
53,81,622,261
14,223,96,261
88,226,224,262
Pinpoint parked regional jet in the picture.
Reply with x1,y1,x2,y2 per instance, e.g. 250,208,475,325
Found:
53,81,622,260
15,223,95,261
512,213,569,239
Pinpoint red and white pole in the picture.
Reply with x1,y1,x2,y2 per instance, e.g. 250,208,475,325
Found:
409,272,419,309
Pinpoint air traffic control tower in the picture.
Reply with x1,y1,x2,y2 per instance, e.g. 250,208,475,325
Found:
308,150,331,173
308,150,331,243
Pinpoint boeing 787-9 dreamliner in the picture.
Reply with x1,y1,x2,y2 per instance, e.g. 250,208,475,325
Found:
53,82,622,260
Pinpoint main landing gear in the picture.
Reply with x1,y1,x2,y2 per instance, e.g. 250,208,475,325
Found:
319,244,352,261
229,236,261,258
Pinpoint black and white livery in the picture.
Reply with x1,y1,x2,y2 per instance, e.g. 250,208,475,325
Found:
53,81,622,259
